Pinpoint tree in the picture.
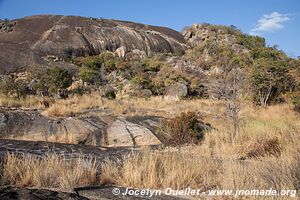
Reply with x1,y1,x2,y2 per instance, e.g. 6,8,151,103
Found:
79,67,102,85
251,58,294,106
0,76,29,100
209,52,245,143
47,67,72,94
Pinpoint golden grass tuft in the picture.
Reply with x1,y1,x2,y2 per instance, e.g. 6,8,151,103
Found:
1,153,99,191
42,92,224,118
101,150,299,198
0,95,43,109
42,93,104,117
101,150,222,189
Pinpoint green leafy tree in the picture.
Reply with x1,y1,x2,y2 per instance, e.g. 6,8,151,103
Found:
0,76,29,100
251,58,294,106
47,67,72,94
79,67,101,85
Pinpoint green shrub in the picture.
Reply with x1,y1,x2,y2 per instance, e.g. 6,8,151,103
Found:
130,75,150,88
47,67,72,94
0,76,29,100
99,51,115,63
79,67,101,85
251,58,294,106
288,92,300,114
236,34,265,50
72,56,102,70
141,58,162,72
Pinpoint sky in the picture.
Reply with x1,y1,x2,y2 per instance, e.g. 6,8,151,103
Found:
0,0,299,57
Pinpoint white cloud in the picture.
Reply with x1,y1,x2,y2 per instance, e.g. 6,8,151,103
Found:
250,12,290,35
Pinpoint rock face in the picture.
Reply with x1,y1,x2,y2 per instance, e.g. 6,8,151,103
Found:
0,107,162,147
0,15,186,74
164,83,188,101
0,107,110,145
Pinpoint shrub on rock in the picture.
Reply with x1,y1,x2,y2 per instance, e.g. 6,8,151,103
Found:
158,112,211,146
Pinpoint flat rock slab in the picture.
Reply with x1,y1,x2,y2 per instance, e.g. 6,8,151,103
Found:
0,186,189,200
107,117,161,146
0,107,162,147
0,139,134,161
76,186,186,200
0,186,88,200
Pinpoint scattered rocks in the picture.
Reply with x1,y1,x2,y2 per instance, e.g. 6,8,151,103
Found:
0,20,15,33
232,44,250,54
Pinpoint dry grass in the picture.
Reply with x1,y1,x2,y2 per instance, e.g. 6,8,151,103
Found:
101,150,222,189
42,92,224,118
1,93,300,198
0,153,99,192
42,93,104,117
0,95,43,109
100,103,300,199
101,150,299,199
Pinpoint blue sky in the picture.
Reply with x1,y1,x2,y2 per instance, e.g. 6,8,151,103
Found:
0,0,299,57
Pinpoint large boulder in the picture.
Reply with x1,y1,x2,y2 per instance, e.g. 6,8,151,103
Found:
165,83,188,101
0,107,110,146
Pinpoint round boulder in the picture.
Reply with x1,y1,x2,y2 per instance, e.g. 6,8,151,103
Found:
165,83,188,100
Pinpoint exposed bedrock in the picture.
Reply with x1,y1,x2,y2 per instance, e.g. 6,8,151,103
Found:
0,15,186,74
0,107,162,147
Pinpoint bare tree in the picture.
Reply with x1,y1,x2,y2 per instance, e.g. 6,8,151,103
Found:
226,68,244,142
210,65,244,143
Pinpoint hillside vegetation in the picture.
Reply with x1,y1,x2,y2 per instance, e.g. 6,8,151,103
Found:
0,19,299,199
1,23,299,109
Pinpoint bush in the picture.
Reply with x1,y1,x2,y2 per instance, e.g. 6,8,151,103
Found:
0,76,29,100
79,67,101,85
158,112,209,146
236,34,265,50
72,56,102,70
100,86,116,100
289,92,300,114
241,138,282,159
251,58,294,106
130,75,150,88
47,67,72,94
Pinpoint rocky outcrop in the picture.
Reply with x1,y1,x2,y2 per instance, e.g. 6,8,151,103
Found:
0,107,162,147
0,15,186,74
182,24,237,48
0,107,110,145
